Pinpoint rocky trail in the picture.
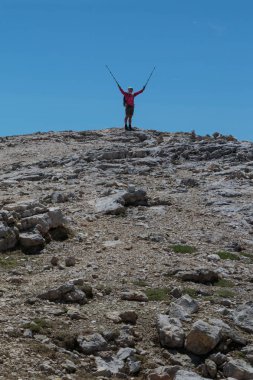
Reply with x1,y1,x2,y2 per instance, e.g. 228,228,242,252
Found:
0,128,252,380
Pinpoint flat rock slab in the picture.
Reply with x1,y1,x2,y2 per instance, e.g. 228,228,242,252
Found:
178,268,219,284
95,188,148,214
19,232,45,247
38,283,87,305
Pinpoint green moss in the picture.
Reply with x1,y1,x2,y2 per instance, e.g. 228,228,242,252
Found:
171,245,196,254
145,288,168,301
216,251,240,260
133,279,148,287
234,351,246,359
184,287,198,298
214,278,235,288
215,289,235,298
0,257,18,269
96,284,112,295
240,252,253,262
213,278,235,298
24,318,52,334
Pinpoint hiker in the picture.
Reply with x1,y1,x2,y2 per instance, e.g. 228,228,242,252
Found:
118,85,145,130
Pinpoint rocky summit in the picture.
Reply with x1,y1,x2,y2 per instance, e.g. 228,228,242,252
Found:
0,128,253,380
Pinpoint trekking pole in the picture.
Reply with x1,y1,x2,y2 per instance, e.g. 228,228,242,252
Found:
105,65,120,87
144,66,156,88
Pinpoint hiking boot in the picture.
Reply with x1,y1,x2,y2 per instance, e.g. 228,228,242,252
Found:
125,125,129,130
129,125,134,131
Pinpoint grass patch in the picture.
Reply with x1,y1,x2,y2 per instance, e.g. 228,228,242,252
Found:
171,245,196,254
213,278,235,298
133,279,148,287
216,251,240,260
215,289,235,298
0,256,18,269
28,341,57,358
240,252,253,262
234,351,246,359
96,284,112,295
183,287,198,298
145,288,168,301
24,318,52,334
214,278,235,288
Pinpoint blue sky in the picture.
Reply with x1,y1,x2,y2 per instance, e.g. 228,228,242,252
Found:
0,0,253,140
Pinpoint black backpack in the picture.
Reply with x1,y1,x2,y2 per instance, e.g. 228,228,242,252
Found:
123,95,126,107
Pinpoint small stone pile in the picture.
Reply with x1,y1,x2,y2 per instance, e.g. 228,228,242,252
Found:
0,200,68,253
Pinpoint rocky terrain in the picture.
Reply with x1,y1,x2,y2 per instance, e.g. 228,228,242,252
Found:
0,127,253,380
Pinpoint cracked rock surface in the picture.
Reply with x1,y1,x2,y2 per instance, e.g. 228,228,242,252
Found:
0,128,252,379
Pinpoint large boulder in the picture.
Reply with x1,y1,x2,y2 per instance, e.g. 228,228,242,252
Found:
185,320,222,355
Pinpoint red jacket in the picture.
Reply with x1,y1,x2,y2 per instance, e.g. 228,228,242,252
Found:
118,86,144,107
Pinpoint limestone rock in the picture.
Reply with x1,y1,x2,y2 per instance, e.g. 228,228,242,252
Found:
204,359,217,378
95,188,148,214
95,192,125,214
147,366,180,380
0,200,68,252
157,314,185,348
0,223,17,251
65,256,76,267
167,294,199,321
38,283,87,304
178,268,219,284
116,325,136,347
119,310,138,325
95,355,125,377
223,359,253,380
174,370,211,380
242,345,253,365
19,232,45,248
50,256,59,266
77,333,107,354
233,302,253,333
185,320,221,355
95,347,140,377
121,290,148,302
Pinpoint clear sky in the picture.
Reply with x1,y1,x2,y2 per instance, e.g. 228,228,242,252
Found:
0,0,253,140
